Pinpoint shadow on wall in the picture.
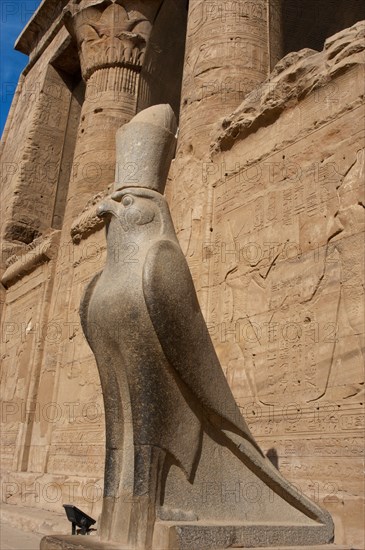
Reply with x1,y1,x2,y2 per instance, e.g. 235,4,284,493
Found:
283,0,365,54
266,448,279,470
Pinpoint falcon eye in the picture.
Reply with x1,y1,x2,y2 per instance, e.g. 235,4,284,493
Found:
122,195,134,207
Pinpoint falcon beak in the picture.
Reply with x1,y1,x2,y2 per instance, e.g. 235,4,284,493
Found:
96,199,118,219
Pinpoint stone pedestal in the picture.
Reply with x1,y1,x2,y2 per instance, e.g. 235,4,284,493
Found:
41,534,356,550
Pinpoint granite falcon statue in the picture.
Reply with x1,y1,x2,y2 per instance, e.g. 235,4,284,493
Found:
80,105,334,549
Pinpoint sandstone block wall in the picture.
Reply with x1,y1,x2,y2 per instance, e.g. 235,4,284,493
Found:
167,22,365,548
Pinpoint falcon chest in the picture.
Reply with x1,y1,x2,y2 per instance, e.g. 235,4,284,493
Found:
89,242,151,346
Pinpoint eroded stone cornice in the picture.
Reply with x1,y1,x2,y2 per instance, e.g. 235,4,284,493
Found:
212,21,365,154
15,0,68,56
1,231,60,288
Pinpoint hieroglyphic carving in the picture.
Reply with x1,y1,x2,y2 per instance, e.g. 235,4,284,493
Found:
183,40,365,544
0,274,47,471
47,426,105,476
43,233,106,485
2,65,72,244
1,232,60,288
0,431,18,470
210,143,363,405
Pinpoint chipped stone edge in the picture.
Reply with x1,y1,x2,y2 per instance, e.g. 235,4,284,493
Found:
211,21,365,154
15,0,66,56
1,231,60,288
70,206,105,244
70,188,111,244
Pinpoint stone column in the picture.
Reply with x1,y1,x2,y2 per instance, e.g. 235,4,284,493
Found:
63,0,162,223
268,0,283,70
177,0,283,158
167,0,283,316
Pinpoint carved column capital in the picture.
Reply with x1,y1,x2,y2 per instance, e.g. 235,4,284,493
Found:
63,0,162,80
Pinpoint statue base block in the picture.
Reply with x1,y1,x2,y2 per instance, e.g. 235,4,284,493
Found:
153,522,333,549
40,522,353,550
39,534,357,550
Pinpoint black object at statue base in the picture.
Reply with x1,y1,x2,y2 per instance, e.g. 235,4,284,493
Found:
63,504,96,535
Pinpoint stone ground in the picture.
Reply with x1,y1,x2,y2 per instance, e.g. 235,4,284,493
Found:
0,504,69,550
0,521,43,550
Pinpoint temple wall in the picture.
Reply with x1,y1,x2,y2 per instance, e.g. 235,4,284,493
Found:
0,29,78,253
167,22,365,548
1,228,107,518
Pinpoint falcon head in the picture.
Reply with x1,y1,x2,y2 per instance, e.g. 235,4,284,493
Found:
97,187,173,237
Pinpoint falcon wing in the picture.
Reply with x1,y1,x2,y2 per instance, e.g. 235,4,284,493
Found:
79,270,102,346
142,241,335,526
143,239,257,445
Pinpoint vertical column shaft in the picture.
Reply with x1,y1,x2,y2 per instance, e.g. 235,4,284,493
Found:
64,66,139,225
177,0,283,157
62,0,163,224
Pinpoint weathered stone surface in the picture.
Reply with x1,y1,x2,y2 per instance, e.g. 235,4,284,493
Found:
212,21,365,153
167,20,364,550
40,533,358,550
40,536,119,550
1,502,68,536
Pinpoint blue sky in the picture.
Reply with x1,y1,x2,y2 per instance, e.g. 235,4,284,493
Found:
1,1,42,136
